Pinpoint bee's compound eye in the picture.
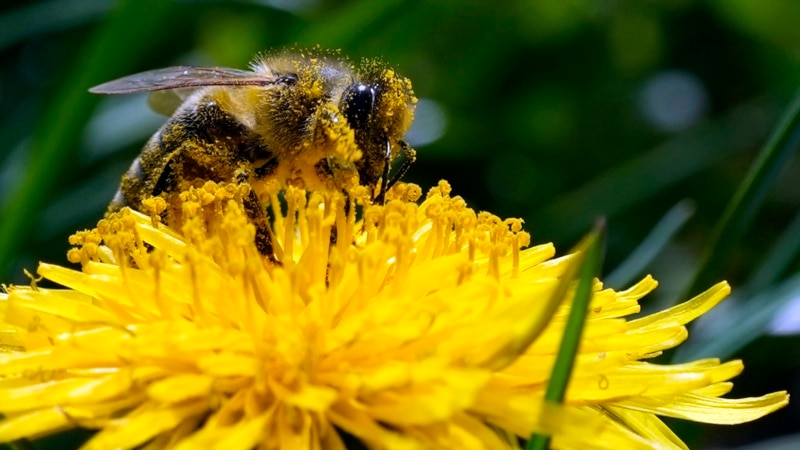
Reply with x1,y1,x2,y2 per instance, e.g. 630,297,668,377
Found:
277,74,298,85
342,83,376,129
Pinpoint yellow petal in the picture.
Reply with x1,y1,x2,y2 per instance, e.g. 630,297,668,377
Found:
618,390,789,424
81,400,209,450
269,378,338,412
0,374,131,414
630,282,730,329
540,403,657,450
361,368,490,424
171,411,272,450
0,408,71,441
604,406,688,450
146,374,214,404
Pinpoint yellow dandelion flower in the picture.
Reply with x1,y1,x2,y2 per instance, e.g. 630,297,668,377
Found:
0,180,788,449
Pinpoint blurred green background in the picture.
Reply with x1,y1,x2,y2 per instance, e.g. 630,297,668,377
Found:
2,0,800,448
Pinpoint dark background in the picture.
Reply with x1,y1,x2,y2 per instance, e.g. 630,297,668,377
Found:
1,0,799,448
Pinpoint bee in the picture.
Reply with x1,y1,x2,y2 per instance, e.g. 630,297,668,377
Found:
90,48,417,258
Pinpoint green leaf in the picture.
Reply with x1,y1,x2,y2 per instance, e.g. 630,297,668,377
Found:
531,100,779,243
297,0,406,49
606,200,694,289
682,89,800,300
728,431,800,450
0,0,111,50
673,208,800,362
0,0,175,279
743,208,800,296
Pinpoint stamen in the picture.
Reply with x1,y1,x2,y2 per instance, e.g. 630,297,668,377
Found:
148,250,176,320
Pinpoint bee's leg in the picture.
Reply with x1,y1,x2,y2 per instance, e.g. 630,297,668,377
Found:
152,160,176,197
375,139,416,204
243,190,277,262
236,170,278,263
143,154,178,224
374,139,393,205
254,158,279,179
238,141,280,260
386,140,417,191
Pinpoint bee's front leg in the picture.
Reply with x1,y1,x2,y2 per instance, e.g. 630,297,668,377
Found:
375,139,416,204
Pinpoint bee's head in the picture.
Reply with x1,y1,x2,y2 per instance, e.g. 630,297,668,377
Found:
340,63,416,187
252,50,416,191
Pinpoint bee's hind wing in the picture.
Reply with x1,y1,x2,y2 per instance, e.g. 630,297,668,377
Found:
146,88,197,117
89,66,279,94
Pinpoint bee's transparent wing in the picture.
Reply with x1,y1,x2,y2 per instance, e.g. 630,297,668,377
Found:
89,66,279,94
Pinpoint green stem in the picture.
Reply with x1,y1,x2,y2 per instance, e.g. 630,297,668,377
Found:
527,222,605,450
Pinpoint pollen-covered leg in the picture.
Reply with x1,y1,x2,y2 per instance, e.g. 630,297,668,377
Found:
243,186,277,262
